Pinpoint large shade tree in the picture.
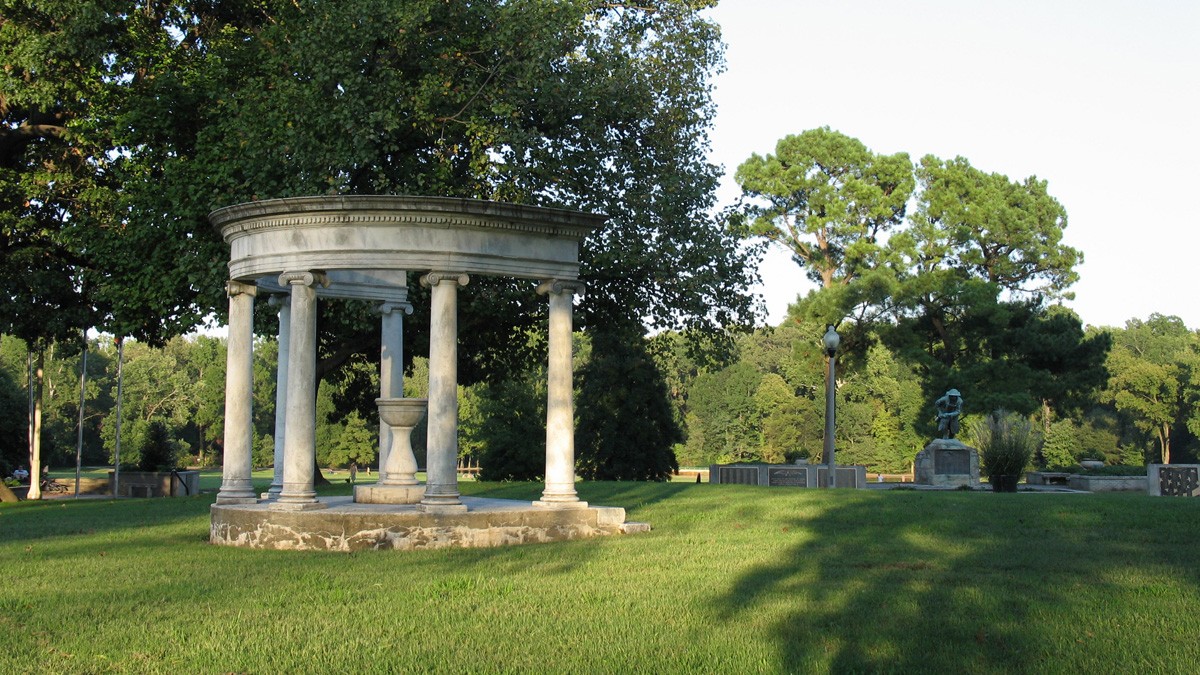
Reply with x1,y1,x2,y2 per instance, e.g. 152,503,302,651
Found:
734,127,914,332
736,130,1104,434
4,0,757,350
3,0,758,478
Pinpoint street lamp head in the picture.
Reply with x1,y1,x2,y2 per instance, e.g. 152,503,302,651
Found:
822,325,841,356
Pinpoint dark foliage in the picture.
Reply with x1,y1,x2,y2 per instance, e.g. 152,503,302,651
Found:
136,420,177,472
577,330,681,481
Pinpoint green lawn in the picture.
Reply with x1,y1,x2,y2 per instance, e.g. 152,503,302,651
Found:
2,483,1198,673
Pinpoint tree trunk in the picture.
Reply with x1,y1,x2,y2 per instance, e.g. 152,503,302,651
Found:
1161,423,1171,465
197,424,206,467
927,307,955,367
314,466,331,486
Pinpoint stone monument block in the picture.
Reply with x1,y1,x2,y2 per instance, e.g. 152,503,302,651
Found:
914,439,980,488
1148,464,1200,496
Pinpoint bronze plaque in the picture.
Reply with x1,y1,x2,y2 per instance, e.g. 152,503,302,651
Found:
768,467,809,487
934,449,970,474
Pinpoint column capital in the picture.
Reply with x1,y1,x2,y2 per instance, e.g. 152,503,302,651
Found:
226,280,258,297
378,301,414,316
537,279,585,298
278,270,330,288
420,271,469,288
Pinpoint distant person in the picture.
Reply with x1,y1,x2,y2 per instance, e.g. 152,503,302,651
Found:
349,463,358,485
12,466,29,482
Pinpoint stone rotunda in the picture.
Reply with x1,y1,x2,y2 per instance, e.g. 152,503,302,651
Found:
207,195,648,551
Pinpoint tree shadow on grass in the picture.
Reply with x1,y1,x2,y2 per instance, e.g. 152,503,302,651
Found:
463,479,693,518
396,480,695,576
710,491,1200,672
0,494,213,547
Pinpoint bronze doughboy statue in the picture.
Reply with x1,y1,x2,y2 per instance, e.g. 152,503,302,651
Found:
935,389,963,439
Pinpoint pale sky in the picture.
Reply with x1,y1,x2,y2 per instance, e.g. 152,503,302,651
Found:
705,0,1200,330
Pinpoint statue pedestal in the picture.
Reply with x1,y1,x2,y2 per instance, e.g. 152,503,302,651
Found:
914,439,980,488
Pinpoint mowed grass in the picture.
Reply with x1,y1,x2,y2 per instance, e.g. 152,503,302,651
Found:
2,482,1199,674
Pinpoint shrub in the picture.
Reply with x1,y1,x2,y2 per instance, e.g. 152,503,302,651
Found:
972,410,1036,479
136,420,178,472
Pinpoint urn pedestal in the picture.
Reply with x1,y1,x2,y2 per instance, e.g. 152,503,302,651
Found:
355,398,427,505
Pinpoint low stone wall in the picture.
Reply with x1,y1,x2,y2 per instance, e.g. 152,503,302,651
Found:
1066,475,1147,492
74,477,110,495
1026,471,1072,486
109,470,200,497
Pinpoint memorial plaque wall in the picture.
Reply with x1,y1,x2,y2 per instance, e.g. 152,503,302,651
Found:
718,466,760,485
711,462,865,488
816,466,863,488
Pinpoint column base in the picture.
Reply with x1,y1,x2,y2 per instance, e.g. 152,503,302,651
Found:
269,500,329,512
419,502,469,514
216,483,258,504
533,499,589,510
355,484,425,505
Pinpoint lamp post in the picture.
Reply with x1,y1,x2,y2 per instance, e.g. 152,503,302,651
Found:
822,325,840,488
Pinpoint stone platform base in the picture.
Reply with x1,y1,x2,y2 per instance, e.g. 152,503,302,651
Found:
354,484,425,504
210,496,647,552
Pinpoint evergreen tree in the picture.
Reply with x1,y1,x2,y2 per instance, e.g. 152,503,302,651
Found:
1041,419,1078,469
135,420,177,472
475,375,546,482
577,331,679,481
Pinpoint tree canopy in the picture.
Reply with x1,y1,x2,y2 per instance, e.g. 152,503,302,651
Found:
734,128,1109,455
734,127,913,327
2,0,757,373
1103,314,1200,464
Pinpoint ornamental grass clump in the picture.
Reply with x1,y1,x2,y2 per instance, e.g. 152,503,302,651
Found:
972,410,1037,488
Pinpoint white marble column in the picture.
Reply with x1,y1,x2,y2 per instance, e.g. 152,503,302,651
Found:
535,280,587,508
265,294,290,499
377,300,411,479
419,271,469,512
272,270,328,511
216,280,258,504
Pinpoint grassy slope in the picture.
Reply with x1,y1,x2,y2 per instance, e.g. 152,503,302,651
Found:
2,482,1198,673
